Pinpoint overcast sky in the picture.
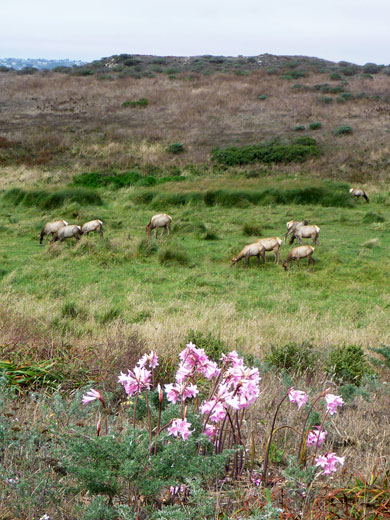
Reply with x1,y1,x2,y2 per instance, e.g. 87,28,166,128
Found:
1,0,389,65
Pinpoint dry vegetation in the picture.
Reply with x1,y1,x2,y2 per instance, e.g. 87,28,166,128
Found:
0,70,390,181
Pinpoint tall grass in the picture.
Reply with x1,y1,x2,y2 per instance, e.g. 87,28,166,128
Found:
3,187,103,209
132,185,353,208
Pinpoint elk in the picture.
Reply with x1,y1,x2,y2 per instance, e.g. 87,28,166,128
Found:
282,245,315,271
350,188,369,203
231,241,266,267
256,237,283,264
82,219,103,238
284,220,308,243
52,225,83,243
289,225,320,245
146,214,172,238
39,220,68,244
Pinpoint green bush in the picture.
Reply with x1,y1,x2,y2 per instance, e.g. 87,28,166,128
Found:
293,125,305,131
211,138,320,166
264,342,316,374
257,94,267,100
73,171,184,189
309,122,322,130
121,98,148,108
334,125,353,136
3,187,102,209
326,344,372,386
330,72,342,80
132,185,352,208
166,142,184,154
318,96,333,104
184,330,226,362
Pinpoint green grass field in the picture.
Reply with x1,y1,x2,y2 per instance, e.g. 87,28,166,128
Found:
1,174,389,366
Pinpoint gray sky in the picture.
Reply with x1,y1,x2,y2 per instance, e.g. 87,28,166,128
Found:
1,0,389,64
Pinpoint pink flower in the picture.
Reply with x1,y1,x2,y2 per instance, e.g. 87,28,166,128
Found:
137,351,159,369
157,384,163,403
168,418,192,440
307,428,327,447
288,387,308,410
198,359,220,379
204,424,219,438
118,366,151,396
315,452,345,475
200,400,226,422
251,471,262,486
221,350,243,368
175,364,192,384
164,383,199,404
82,389,105,406
325,394,344,415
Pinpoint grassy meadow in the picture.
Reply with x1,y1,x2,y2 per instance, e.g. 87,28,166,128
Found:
1,64,390,519
1,176,390,366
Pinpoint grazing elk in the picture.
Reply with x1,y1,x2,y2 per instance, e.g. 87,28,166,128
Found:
52,225,83,243
350,188,369,203
82,219,103,238
284,220,308,243
39,220,68,244
289,225,320,245
282,245,315,271
256,237,283,264
231,242,266,267
146,214,172,238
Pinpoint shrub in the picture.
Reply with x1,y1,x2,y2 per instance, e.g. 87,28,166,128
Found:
326,344,373,385
264,342,317,374
158,246,190,266
184,330,226,362
339,92,354,101
166,142,184,154
243,223,262,236
211,139,320,166
334,125,353,136
121,98,148,108
318,96,333,104
309,122,322,130
73,171,184,189
330,72,342,80
368,344,390,369
293,125,305,131
257,94,267,100
362,212,385,223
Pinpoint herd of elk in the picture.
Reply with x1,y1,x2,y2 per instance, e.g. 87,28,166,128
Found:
39,185,369,272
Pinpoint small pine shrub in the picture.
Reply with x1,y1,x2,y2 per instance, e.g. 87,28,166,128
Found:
334,125,353,136
257,94,267,100
330,72,342,80
184,330,226,362
293,125,305,131
166,142,184,154
122,98,148,108
318,96,333,104
243,223,262,236
264,342,317,374
309,122,322,130
339,92,354,101
326,344,373,386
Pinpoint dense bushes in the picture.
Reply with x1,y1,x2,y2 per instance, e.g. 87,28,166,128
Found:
133,185,352,208
211,138,320,166
3,187,102,209
73,170,184,189
326,344,373,385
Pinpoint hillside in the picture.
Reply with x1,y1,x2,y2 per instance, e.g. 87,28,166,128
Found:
0,56,390,184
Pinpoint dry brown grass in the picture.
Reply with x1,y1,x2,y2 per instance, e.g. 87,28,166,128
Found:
1,71,390,181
